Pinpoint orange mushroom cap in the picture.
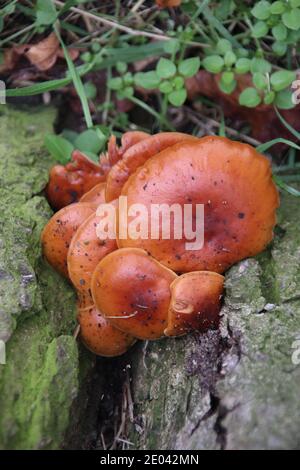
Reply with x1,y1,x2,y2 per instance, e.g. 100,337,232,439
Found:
41,202,95,277
118,136,279,273
45,151,108,210
105,132,198,202
165,271,224,337
67,208,117,293
79,182,106,204
91,248,177,340
77,294,136,357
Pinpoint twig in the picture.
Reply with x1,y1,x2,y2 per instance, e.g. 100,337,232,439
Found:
53,0,207,48
188,110,261,146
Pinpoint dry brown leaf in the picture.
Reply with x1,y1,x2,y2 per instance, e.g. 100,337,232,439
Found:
24,33,60,71
0,33,79,73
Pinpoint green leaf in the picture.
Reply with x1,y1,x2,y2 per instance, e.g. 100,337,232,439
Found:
290,0,300,8
163,39,180,55
216,38,232,55
273,175,300,197
178,57,200,78
250,57,272,74
239,87,262,107
74,129,105,154
156,58,177,79
54,23,95,131
270,70,296,91
224,50,236,67
108,77,123,90
116,61,128,74
282,8,300,30
221,71,235,85
83,81,97,99
275,89,295,109
272,23,287,41
257,138,300,153
235,58,251,74
202,55,224,73
168,89,187,107
36,0,57,25
159,81,173,94
134,71,160,89
44,134,74,164
264,90,275,105
252,21,269,38
272,41,288,56
274,107,300,140
173,76,185,90
252,72,267,90
218,77,237,94
123,72,133,86
270,1,286,14
251,1,271,20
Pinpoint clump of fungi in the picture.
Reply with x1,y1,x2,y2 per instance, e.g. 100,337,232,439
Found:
42,132,279,356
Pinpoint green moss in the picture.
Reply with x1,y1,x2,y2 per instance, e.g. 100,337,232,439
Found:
0,106,93,449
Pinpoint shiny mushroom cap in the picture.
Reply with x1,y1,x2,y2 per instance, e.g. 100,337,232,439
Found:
165,271,224,337
118,136,279,273
91,248,177,340
77,294,136,357
79,182,106,205
105,132,198,202
41,202,95,277
67,207,117,292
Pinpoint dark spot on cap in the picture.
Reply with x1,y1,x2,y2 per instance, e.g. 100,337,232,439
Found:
238,212,245,219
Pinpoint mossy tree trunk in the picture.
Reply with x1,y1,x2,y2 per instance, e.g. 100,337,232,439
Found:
127,192,300,450
1,106,299,450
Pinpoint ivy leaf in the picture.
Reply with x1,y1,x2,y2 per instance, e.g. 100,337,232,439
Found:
36,0,57,25
159,80,173,94
134,71,160,90
239,87,262,107
272,41,287,56
270,70,296,91
168,89,187,107
202,55,224,73
44,135,74,164
218,76,237,94
178,57,200,78
264,90,275,105
156,58,177,79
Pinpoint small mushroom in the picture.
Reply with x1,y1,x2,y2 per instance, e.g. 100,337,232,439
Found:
79,182,106,204
91,248,177,340
77,294,136,357
118,136,279,273
165,271,224,337
41,202,95,277
105,132,198,202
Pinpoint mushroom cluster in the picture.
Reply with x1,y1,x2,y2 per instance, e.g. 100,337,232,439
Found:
42,132,279,357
